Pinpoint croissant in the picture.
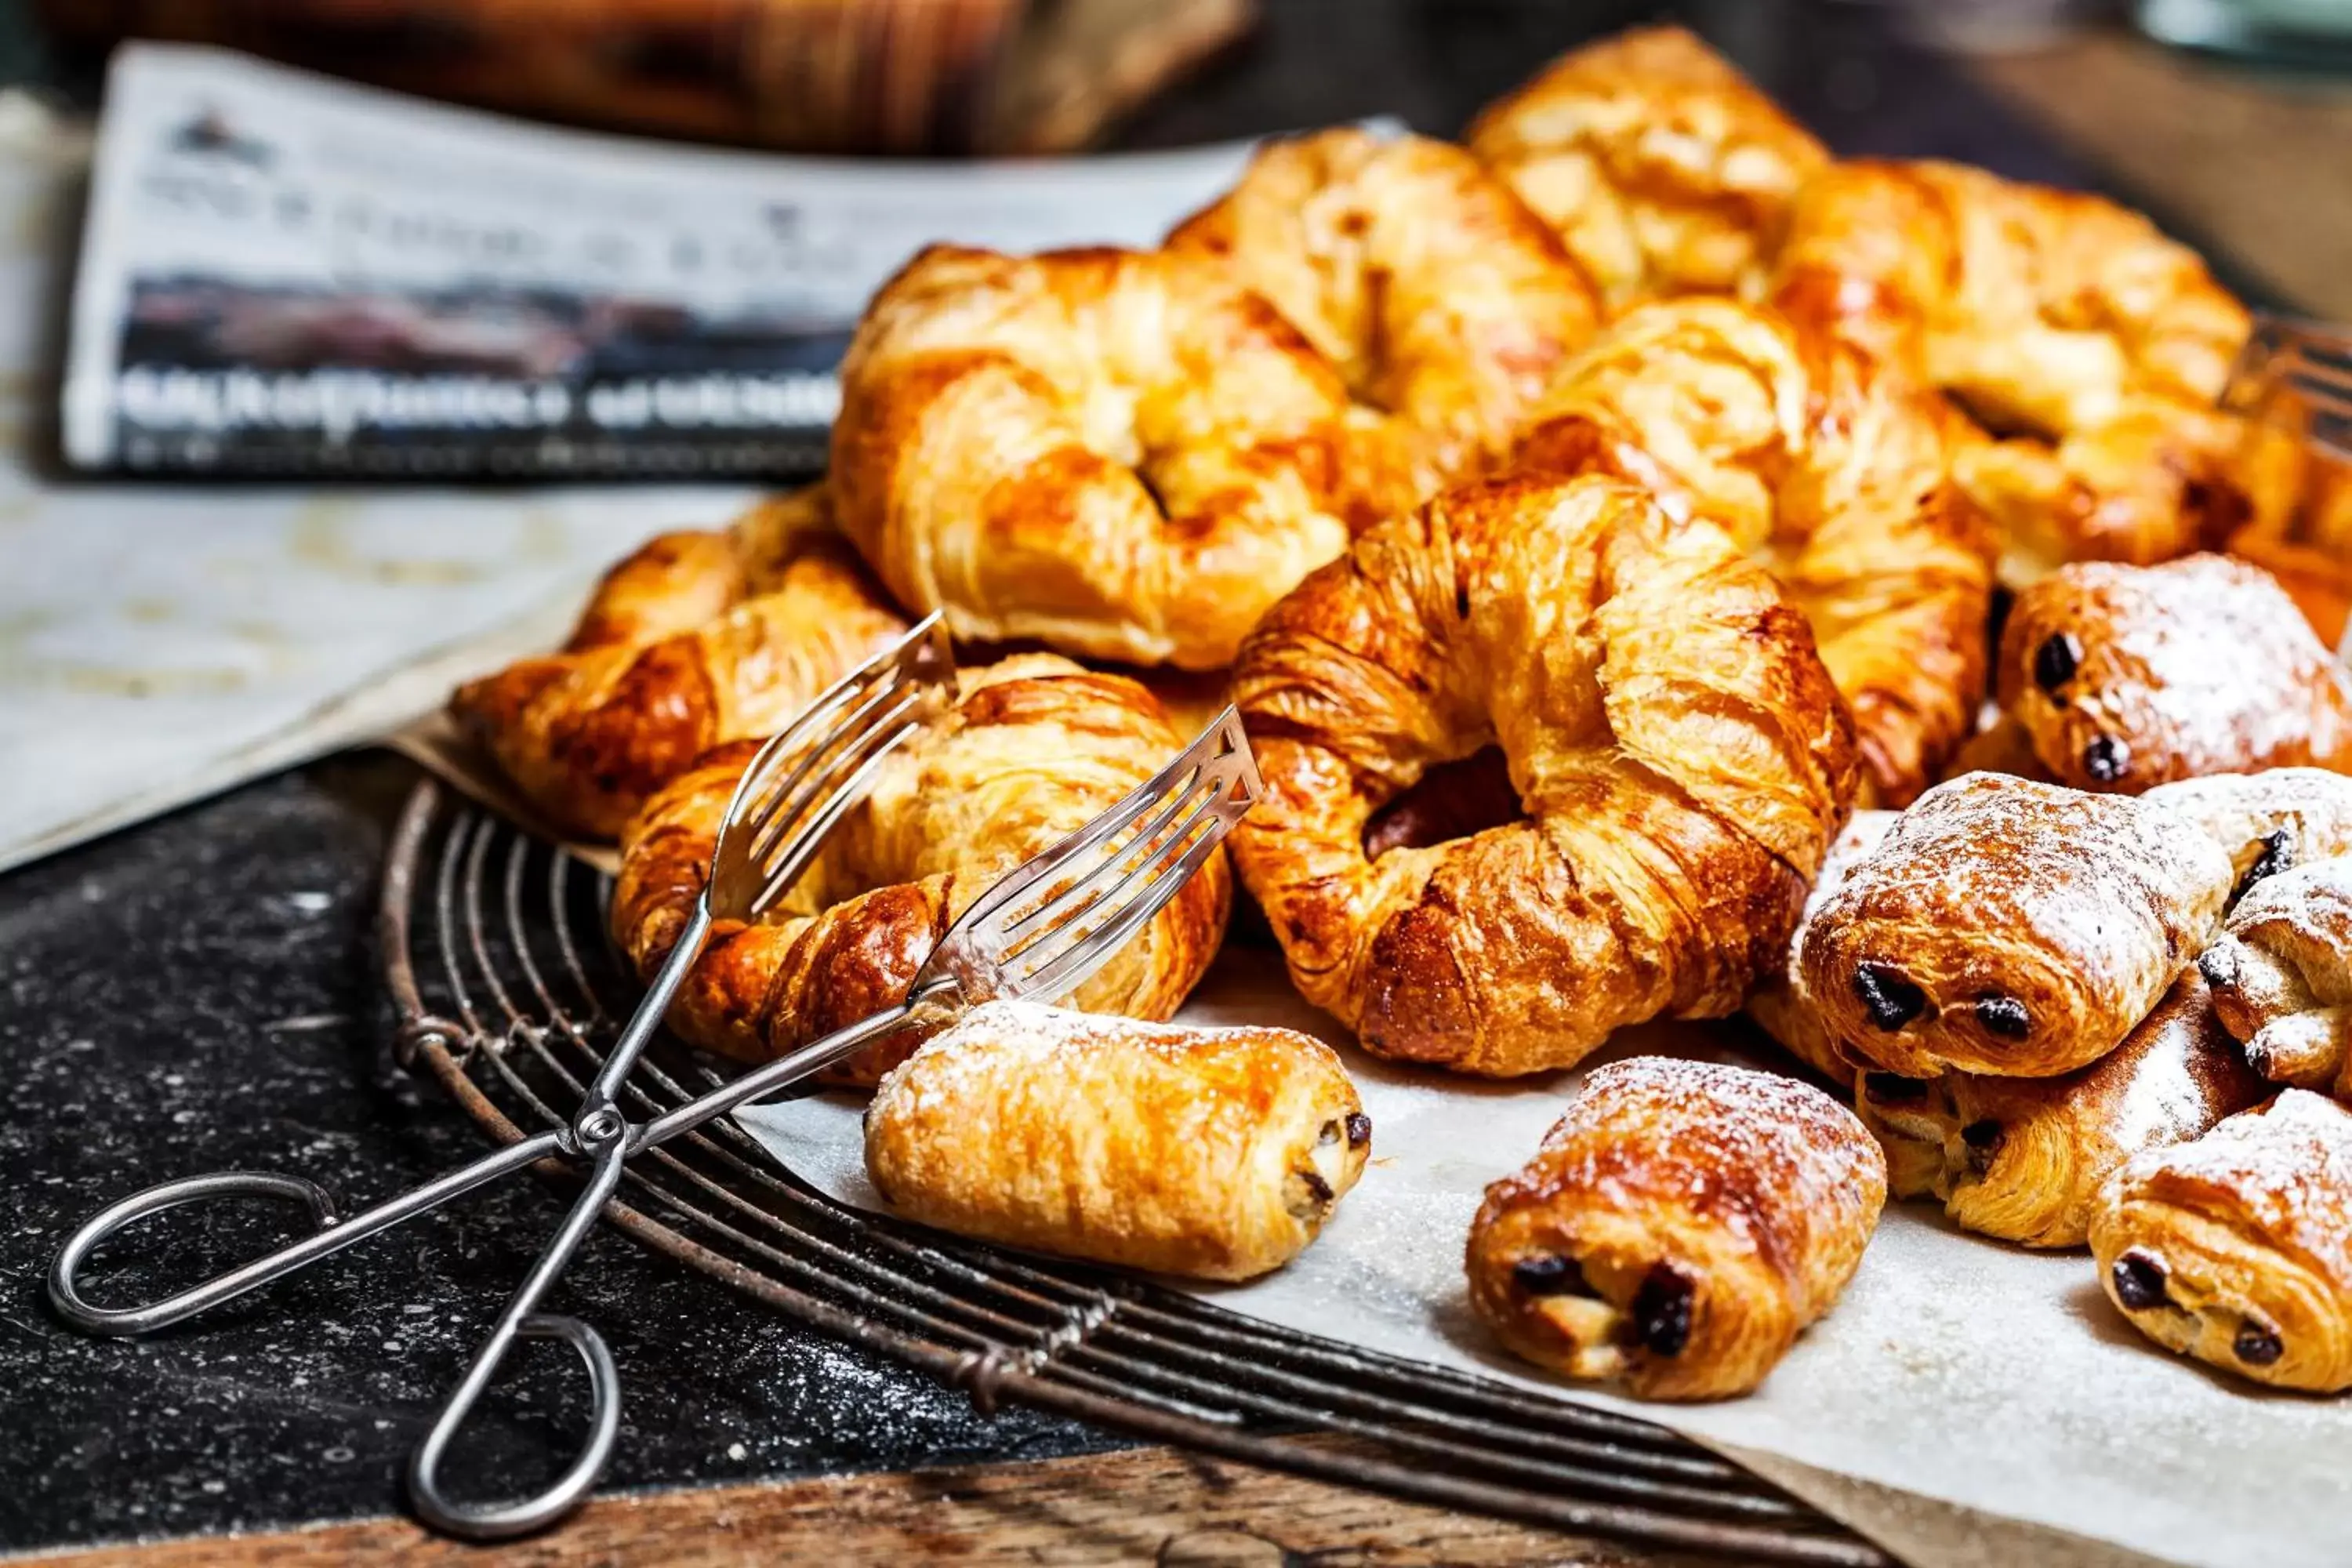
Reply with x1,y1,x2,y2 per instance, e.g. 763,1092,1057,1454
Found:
1167,128,1600,524
1994,555,2352,793
1465,26,1828,311
2228,456,2352,647
1798,773,2233,1079
1771,160,2303,587
2199,857,2352,1097
828,243,1355,671
1744,810,1896,1083
2090,1089,2352,1392
1859,967,2263,1248
865,1002,1368,1281
610,654,1230,1084
1228,472,1857,1077
2143,768,2352,904
1465,1058,1885,1400
1513,297,1996,806
450,488,908,839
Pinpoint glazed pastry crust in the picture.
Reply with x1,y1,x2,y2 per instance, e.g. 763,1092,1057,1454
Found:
1995,556,2352,794
1771,160,2301,588
1798,773,2232,1078
829,243,1354,671
1513,297,1996,806
1859,967,2263,1248
2143,768,2352,902
865,1002,1368,1281
1465,27,1828,311
1744,810,1896,1083
1465,1058,1885,1400
1229,472,1857,1077
2199,856,2352,1097
1167,128,1600,524
2090,1089,2352,1392
450,488,908,839
610,655,1231,1083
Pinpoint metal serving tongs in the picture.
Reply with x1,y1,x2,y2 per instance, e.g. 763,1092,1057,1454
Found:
49,612,1261,1539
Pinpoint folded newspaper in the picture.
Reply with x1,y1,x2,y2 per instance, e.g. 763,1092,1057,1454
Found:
62,44,1284,481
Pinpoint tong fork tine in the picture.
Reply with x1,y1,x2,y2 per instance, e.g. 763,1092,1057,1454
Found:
2223,312,2352,463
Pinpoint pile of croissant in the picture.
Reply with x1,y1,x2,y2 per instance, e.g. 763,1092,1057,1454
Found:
450,28,2352,1403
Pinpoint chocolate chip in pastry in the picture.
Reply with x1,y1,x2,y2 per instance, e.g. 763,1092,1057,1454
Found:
864,1002,1367,1282
2199,855,2352,1098
1798,772,2232,1078
1744,810,1897,1084
2143,768,2352,907
2089,1089,2352,1392
1465,1058,1885,1400
1859,967,2263,1247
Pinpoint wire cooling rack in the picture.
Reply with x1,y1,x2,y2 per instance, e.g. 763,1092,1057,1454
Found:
379,776,1890,1566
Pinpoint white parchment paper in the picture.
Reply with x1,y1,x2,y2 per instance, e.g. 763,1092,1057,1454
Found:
739,947,2352,1568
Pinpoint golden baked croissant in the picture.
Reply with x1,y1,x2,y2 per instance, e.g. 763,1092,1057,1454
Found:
1798,772,2233,1079
1465,26,1828,311
1771,159,2303,587
610,654,1230,1084
2199,857,2352,1096
865,1001,1368,1281
1859,967,2263,1249
1228,472,1857,1077
450,488,908,840
2091,1089,2352,1392
2229,456,2352,647
1465,1058,1884,1400
1744,810,1896,1083
1513,297,1996,806
1167,127,1599,524
1994,555,2352,793
829,243,1355,671
2143,768,2352,905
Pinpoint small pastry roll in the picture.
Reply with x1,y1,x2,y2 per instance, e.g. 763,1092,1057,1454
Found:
2198,857,2352,1096
2089,1089,2352,1392
864,1002,1368,1282
2144,769,2352,906
1744,811,1896,1083
1858,968,2263,1248
1465,1058,1885,1400
1798,772,2232,1078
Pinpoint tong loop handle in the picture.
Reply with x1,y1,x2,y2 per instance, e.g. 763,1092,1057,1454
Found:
49,1170,340,1335
405,1311,622,1541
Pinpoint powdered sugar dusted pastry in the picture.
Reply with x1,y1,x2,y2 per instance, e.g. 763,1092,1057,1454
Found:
2143,769,2352,906
1798,773,2233,1078
2198,857,2352,1097
1859,967,2262,1248
865,1002,1367,1282
1465,1058,1884,1400
1996,555,2352,794
1744,811,1896,1083
2090,1089,2352,1392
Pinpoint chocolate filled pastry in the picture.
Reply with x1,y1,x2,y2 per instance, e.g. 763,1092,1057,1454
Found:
1513,297,1996,806
1465,27,1828,311
2143,768,2352,906
829,243,1356,671
611,655,1229,1084
1465,1058,1885,1399
1229,472,1857,1077
451,488,908,839
1744,811,1896,1083
865,1002,1368,1281
1771,161,2303,588
2199,857,2352,1097
1994,556,2352,794
1167,128,1600,524
2090,1089,2352,1392
1798,773,2232,1078
1859,968,2263,1248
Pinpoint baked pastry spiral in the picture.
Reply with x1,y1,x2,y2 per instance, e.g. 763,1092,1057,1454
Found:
1229,472,1857,1076
1798,773,2232,1079
450,488,908,840
2091,1089,2352,1392
1859,967,2263,1249
1771,160,2302,587
828,243,1356,671
2199,857,2352,1097
1744,810,1896,1083
1465,1058,1884,1400
865,1002,1368,1280
1513,297,1996,806
1995,555,2352,793
1465,26,1828,311
611,654,1230,1083
2143,768,2352,905
1167,128,1600,523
